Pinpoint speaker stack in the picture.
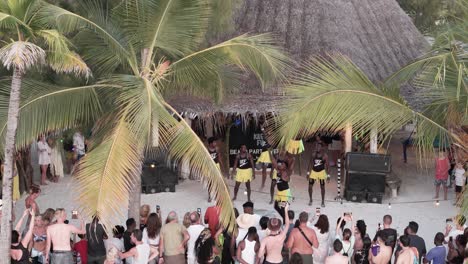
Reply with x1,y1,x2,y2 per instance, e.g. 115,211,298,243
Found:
141,160,179,194
344,153,391,203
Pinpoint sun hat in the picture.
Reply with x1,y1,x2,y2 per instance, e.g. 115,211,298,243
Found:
236,213,257,229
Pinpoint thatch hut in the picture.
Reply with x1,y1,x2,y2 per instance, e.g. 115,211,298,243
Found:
168,0,428,119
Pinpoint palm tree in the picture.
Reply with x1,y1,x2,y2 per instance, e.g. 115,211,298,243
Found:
0,0,90,260
0,0,288,243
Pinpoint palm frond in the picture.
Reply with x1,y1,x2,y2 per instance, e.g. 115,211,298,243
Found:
123,0,211,64
168,34,290,99
0,41,45,72
74,115,143,232
0,12,33,33
47,51,92,79
0,78,105,150
272,55,462,154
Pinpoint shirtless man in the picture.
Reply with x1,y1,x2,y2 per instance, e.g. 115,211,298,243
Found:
45,209,86,263
396,235,416,264
368,232,392,264
257,203,290,264
325,239,348,264
286,211,318,263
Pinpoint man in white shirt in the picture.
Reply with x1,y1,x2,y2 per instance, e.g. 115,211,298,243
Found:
186,212,205,264
243,201,262,231
445,215,466,243
105,225,125,264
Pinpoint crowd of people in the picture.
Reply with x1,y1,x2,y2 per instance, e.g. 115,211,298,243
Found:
4,187,468,264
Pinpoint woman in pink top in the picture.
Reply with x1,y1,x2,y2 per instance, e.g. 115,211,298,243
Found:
434,151,450,200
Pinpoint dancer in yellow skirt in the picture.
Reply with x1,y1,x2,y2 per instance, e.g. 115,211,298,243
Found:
207,137,224,202
271,152,291,223
255,116,273,189
269,151,294,205
232,145,255,202
307,143,329,207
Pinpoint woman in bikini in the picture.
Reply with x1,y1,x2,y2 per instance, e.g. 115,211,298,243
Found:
31,214,48,263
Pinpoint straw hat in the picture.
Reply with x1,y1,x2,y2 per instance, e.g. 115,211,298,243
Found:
236,213,256,229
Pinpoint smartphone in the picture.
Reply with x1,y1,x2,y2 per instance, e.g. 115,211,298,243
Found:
315,207,321,216
378,223,382,230
197,208,202,215
449,236,453,242
72,210,78,219
371,244,380,256
156,205,160,213
446,218,453,224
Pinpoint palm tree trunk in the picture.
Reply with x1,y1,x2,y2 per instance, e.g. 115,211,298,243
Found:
0,67,23,264
128,177,141,224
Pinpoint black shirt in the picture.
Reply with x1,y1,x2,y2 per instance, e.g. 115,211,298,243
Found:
86,223,107,257
123,230,134,252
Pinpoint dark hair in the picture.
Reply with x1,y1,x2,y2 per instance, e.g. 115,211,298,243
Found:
356,220,367,237
113,225,125,236
383,215,392,225
333,239,343,253
208,137,216,145
456,234,467,248
299,212,308,223
132,229,143,241
259,216,269,230
288,210,295,221
195,230,215,263
126,218,136,228
78,234,86,239
146,213,161,239
457,215,467,226
315,214,329,234
343,228,352,241
408,221,419,233
247,226,258,242
11,230,20,243
399,235,410,247
434,232,445,245
363,236,372,250
289,253,304,264
30,185,41,194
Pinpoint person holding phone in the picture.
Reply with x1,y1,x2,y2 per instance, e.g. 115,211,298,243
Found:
257,203,290,264
368,232,392,264
11,209,35,264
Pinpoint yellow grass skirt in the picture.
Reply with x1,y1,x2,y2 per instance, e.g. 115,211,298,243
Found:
309,170,327,180
236,168,253,183
275,189,291,202
256,151,271,164
271,169,278,180
287,139,305,154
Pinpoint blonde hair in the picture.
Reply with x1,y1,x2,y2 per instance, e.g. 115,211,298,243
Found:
106,247,118,262
139,204,150,217
54,208,66,222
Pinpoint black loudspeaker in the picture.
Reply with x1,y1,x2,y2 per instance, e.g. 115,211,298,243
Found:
345,190,366,202
346,153,391,173
367,192,384,203
346,173,386,193
141,160,178,193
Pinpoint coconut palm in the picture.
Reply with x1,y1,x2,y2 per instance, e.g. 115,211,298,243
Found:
0,0,288,240
0,0,90,260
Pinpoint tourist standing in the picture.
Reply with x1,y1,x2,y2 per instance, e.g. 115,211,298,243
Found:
105,226,125,264
86,216,108,264
119,230,157,264
46,209,86,263
423,232,446,264
404,221,426,263
379,215,397,253
12,209,35,263
139,204,151,230
307,144,329,207
204,204,220,238
74,234,88,264
159,211,190,264
195,228,220,263
187,212,205,264
142,213,162,264
454,162,466,205
258,216,269,241
286,212,319,263
48,137,64,182
37,135,51,185
309,214,330,264
123,218,136,254
336,215,355,263
236,214,257,247
242,202,262,231
236,227,260,264
232,145,255,202
434,151,450,200
368,232,392,264
25,185,41,228
325,240,348,264
258,204,290,264
31,214,48,263
396,235,417,264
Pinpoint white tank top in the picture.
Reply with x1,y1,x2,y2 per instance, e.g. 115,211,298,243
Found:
241,239,256,264
133,243,150,264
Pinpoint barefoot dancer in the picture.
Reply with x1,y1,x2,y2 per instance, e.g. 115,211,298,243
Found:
307,143,329,207
207,137,224,202
269,151,292,204
255,115,272,189
271,152,292,223
232,145,255,202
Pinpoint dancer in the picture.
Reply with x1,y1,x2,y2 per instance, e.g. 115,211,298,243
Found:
307,143,329,207
207,137,224,202
269,150,292,204
255,115,272,189
232,145,255,202
271,152,292,223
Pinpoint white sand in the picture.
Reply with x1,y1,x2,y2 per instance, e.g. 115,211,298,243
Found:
14,133,459,252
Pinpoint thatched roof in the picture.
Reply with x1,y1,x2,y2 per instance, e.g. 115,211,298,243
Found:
168,0,429,115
